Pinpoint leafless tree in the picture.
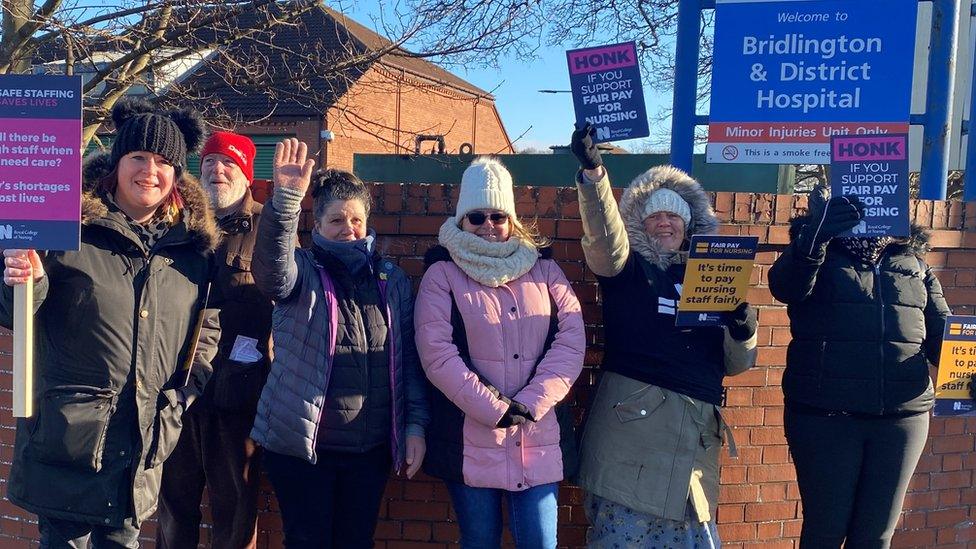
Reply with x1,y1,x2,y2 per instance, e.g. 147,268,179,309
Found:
1,0,547,148
539,0,711,145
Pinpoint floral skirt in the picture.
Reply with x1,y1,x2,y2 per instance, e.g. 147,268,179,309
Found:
585,494,720,549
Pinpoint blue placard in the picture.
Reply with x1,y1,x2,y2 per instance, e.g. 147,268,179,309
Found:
706,0,918,164
830,134,909,238
567,42,649,143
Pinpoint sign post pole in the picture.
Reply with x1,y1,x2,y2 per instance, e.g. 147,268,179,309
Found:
919,0,962,200
670,0,702,171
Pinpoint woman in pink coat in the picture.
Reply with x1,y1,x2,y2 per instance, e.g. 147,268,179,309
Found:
415,157,586,549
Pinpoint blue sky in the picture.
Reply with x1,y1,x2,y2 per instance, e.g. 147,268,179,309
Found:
344,2,675,152
461,54,674,153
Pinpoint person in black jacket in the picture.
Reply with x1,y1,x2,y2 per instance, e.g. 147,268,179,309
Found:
769,185,952,548
0,99,219,547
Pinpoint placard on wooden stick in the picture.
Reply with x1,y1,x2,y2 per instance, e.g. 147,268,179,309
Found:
0,74,83,417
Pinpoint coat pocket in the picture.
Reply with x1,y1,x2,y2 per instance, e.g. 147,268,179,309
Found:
27,385,117,472
146,389,184,469
212,358,269,414
613,384,667,423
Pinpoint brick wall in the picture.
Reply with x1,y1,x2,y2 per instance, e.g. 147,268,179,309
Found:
0,184,974,548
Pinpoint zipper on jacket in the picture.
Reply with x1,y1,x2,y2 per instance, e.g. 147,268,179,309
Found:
378,273,400,472
873,259,886,414
355,287,371,444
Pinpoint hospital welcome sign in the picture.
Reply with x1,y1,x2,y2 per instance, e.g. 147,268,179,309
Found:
706,0,917,164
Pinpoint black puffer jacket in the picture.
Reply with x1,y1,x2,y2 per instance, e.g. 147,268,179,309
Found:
769,218,950,415
0,152,220,526
310,239,391,453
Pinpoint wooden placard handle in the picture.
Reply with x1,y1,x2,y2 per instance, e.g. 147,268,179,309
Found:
13,278,33,418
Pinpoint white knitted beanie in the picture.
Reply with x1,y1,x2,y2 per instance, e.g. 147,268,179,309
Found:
454,157,517,223
642,188,691,226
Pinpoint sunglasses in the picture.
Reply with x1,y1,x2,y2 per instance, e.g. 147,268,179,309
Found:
465,211,509,225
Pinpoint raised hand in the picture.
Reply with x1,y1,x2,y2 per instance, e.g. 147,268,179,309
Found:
571,122,603,171
800,194,865,256
272,138,316,194
3,249,44,286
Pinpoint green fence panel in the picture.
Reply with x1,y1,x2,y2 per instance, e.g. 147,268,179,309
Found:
353,153,794,193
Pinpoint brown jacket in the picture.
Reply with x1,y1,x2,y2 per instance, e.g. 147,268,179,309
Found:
203,189,274,415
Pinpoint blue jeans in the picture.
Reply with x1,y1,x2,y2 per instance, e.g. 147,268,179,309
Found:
446,481,559,549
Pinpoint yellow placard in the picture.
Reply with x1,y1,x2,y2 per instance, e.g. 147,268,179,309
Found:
676,235,758,327
934,316,976,416
680,258,755,311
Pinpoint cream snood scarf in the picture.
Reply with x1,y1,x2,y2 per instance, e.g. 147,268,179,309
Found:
438,219,538,287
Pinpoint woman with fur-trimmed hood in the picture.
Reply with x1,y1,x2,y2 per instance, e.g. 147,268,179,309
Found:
570,124,758,547
0,99,219,546
769,186,951,547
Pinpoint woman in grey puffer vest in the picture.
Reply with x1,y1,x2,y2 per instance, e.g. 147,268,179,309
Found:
250,139,429,548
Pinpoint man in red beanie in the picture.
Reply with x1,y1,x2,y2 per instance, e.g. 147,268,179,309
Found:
158,131,273,549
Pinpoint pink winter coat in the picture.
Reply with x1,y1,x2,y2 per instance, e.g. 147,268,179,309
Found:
415,256,585,491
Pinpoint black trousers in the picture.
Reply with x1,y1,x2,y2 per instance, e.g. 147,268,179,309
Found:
38,516,140,549
784,407,929,549
263,444,392,549
157,405,263,549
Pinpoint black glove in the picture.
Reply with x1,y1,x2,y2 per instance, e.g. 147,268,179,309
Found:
571,122,603,170
496,400,533,428
482,379,505,401
722,302,757,341
798,188,865,256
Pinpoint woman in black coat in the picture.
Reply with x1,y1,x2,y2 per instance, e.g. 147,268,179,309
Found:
0,99,219,548
769,186,950,548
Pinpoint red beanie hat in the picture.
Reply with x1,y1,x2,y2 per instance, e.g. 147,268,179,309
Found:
201,131,257,182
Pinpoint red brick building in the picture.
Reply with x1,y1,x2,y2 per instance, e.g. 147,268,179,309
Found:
175,4,513,175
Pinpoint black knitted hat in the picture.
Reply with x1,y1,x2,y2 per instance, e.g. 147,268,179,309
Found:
109,98,206,171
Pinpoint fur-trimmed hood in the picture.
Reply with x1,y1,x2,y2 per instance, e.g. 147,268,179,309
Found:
787,185,931,258
81,151,219,252
788,215,931,258
618,165,718,269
